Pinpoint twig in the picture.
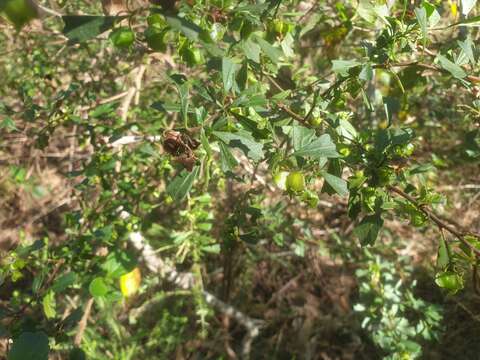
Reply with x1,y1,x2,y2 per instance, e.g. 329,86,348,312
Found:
108,135,163,148
277,103,308,125
388,186,480,256
119,65,146,122
127,230,265,359
436,184,480,191
78,91,130,111
37,3,63,17
74,298,94,346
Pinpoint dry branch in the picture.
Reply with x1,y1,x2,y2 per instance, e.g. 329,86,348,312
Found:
128,230,265,359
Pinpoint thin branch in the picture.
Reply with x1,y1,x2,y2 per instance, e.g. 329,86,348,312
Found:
277,103,308,125
436,184,480,191
78,91,130,111
119,65,147,122
388,186,480,256
37,3,63,17
108,135,162,148
127,230,265,358
74,298,94,346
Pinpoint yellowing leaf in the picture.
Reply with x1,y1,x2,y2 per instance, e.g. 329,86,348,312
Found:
119,267,141,297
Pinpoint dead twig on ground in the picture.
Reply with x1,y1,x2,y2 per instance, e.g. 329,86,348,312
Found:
128,230,265,360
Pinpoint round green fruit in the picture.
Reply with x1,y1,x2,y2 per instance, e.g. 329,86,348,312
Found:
286,171,305,193
272,19,284,35
1,0,38,30
110,27,135,48
147,13,164,28
309,116,323,127
181,47,202,67
283,22,295,35
338,144,350,157
145,27,166,51
394,143,415,157
435,271,463,292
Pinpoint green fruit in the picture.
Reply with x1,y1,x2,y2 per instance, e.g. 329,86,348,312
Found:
110,27,135,48
181,47,202,67
283,22,295,35
286,171,305,193
404,143,414,156
309,116,323,127
1,0,37,30
145,27,166,51
337,144,350,157
272,19,284,35
394,143,414,157
435,271,463,293
147,13,164,28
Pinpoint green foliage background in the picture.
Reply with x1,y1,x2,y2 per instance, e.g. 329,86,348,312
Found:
1,0,480,359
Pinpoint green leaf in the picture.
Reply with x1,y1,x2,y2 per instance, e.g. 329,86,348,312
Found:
69,348,87,360
176,82,189,126
89,277,109,297
436,54,467,79
332,59,360,76
51,272,77,293
164,15,203,42
89,103,116,118
32,271,46,294
359,63,373,82
62,16,123,44
167,166,200,201
219,141,238,172
0,117,17,131
101,251,136,278
291,125,316,152
294,134,339,159
321,172,348,196
240,38,261,63
383,96,400,125
222,57,237,92
357,0,376,22
415,7,428,45
437,238,450,269
213,130,264,162
353,214,383,246
336,118,358,140
8,331,49,360
236,61,248,91
458,38,475,64
200,129,212,157
255,37,283,63
42,291,56,319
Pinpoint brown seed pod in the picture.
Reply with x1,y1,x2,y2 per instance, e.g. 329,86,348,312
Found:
162,130,199,171
163,130,184,156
